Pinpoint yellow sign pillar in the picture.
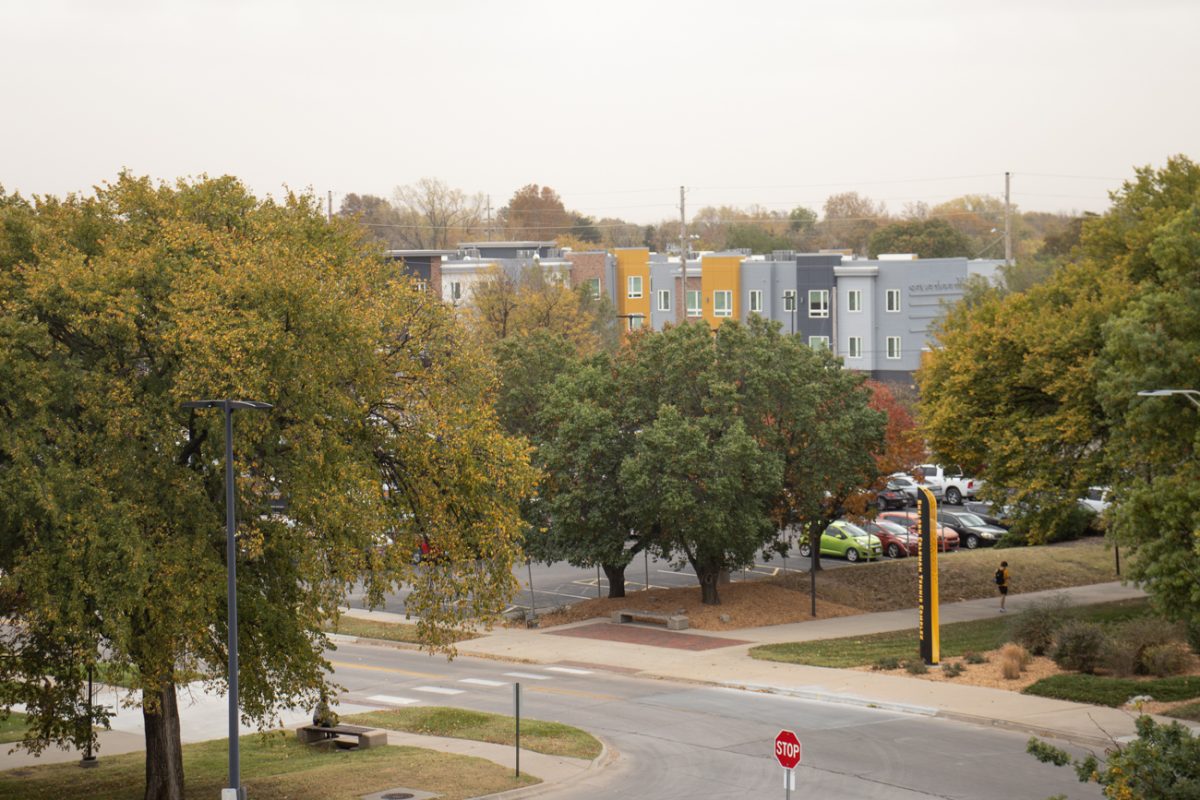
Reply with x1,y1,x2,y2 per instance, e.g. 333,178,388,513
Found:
917,487,940,665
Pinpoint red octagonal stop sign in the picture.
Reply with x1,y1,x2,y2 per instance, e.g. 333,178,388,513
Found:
774,729,802,769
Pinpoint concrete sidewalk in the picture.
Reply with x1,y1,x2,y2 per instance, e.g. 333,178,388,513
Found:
431,581,1200,749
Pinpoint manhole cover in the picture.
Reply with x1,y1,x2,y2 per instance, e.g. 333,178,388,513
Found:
381,794,414,800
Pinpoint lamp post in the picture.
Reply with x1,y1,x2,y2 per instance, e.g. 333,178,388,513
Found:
182,399,272,800
1137,388,1200,410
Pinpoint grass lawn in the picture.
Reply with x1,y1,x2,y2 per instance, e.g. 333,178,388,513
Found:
331,616,477,645
0,713,26,744
342,707,603,760
749,598,1153,668
0,731,534,800
1023,675,1200,707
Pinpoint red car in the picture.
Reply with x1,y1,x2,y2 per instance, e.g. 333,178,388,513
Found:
860,519,921,558
877,511,960,552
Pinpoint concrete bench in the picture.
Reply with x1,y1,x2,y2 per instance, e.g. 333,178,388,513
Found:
297,723,387,750
612,609,689,630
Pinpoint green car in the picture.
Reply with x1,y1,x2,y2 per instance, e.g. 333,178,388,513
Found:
797,520,883,562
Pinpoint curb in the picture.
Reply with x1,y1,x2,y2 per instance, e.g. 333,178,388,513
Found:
469,737,615,800
723,682,938,717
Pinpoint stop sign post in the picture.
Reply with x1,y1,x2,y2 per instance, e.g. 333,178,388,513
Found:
774,729,801,797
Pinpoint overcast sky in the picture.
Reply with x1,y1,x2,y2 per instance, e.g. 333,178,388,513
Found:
2,0,1196,223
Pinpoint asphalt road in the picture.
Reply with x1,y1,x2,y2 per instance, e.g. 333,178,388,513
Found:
328,641,1102,800
344,538,857,618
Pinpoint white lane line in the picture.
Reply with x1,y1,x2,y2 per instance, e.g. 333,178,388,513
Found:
545,667,593,675
460,678,506,687
367,694,420,705
412,686,465,695
504,672,552,681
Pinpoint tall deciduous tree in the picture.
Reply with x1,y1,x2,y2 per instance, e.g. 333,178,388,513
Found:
819,191,888,254
867,218,972,258
0,175,535,800
392,177,485,248
498,184,574,241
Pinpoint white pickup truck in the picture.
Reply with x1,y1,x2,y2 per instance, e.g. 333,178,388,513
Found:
913,464,984,505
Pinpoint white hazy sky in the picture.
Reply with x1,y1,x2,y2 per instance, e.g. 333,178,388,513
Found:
2,0,1197,223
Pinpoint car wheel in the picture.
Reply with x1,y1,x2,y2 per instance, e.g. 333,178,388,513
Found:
965,534,979,549
946,487,962,505
846,548,860,563
886,543,901,558
799,543,812,558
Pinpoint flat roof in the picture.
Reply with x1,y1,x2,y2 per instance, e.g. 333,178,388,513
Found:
384,249,458,257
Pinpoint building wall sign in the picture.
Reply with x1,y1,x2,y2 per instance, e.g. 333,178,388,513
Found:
907,279,965,294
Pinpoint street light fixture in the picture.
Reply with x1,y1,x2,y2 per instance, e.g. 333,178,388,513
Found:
181,399,272,800
1137,389,1200,409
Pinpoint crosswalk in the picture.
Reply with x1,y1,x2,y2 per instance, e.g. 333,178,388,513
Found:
357,664,593,708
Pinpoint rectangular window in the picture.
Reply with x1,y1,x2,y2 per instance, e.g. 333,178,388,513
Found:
686,290,702,317
657,289,671,312
415,280,428,293
887,336,902,359
449,281,462,301
585,277,601,299
713,290,733,317
627,275,643,299
628,315,645,331
783,290,797,312
848,336,863,358
808,336,829,350
848,290,862,312
749,289,763,314
808,290,829,318
886,289,901,312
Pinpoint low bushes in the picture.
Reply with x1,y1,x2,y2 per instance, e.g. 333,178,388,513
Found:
1008,595,1069,655
1000,643,1031,679
1051,621,1107,674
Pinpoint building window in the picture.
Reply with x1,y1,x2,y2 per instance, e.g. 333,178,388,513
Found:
627,275,643,299
687,290,702,317
584,277,601,299
808,290,829,318
887,336,902,359
848,290,862,312
415,280,428,293
627,315,645,331
848,336,863,358
657,289,672,312
886,289,901,312
449,281,463,301
749,289,763,314
713,290,733,317
809,336,829,350
783,290,797,312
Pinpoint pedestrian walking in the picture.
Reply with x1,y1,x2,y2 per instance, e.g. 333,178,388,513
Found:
995,560,1010,611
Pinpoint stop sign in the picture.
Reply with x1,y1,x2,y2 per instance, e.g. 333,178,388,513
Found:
774,729,802,769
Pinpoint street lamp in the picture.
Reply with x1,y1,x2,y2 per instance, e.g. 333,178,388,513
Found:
181,399,272,800
1137,389,1200,409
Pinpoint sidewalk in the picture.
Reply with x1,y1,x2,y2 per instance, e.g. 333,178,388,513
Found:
436,581,1200,749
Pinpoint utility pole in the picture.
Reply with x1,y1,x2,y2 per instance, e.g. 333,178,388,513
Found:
327,190,333,223
1003,172,1012,266
679,185,687,323
486,195,493,239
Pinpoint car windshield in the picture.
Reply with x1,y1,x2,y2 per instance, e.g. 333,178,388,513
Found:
836,521,869,537
891,477,912,487
874,520,909,535
954,513,986,526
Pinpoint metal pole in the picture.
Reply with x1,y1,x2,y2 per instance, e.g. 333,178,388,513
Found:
1114,545,1121,577
596,565,602,598
644,549,650,590
514,682,521,778
526,560,537,620
809,530,817,617
225,403,241,797
1004,172,1012,266
327,190,333,223
679,186,686,324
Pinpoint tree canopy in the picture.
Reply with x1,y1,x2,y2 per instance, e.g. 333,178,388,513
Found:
0,175,535,799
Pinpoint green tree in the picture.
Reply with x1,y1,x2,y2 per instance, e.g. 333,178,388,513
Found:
0,175,535,800
867,217,972,258
499,184,574,240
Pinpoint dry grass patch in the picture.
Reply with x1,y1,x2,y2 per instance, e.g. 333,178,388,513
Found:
332,616,477,645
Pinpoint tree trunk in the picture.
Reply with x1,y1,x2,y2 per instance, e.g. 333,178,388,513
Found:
143,683,185,800
697,565,721,605
602,563,627,599
809,527,823,571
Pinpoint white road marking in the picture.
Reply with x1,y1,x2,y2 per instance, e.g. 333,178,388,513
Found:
367,694,420,705
545,666,593,675
412,686,464,695
504,671,552,681
459,678,506,687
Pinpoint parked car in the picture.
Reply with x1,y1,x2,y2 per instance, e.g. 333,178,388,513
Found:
877,510,960,551
1078,486,1111,515
913,464,984,505
962,500,1009,529
799,521,883,562
875,481,909,510
859,518,921,558
887,473,943,505
936,509,1007,549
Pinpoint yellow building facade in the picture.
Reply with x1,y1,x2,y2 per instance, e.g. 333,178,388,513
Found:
700,254,741,329
614,247,651,330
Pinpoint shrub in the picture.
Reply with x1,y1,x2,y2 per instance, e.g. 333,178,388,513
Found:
1186,621,1200,656
963,651,988,665
872,656,901,671
942,662,964,678
1051,621,1107,674
1009,596,1069,656
1106,618,1184,676
905,660,928,675
1000,643,1031,679
1143,643,1193,678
